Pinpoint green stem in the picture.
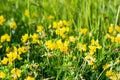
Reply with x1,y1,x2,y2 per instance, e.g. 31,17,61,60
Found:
115,6,120,26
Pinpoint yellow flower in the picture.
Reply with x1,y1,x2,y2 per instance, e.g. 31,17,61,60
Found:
45,40,56,50
25,9,29,18
116,25,120,33
109,75,118,80
77,43,87,52
0,72,5,79
18,46,29,54
24,46,30,52
1,34,10,43
21,34,28,43
102,64,111,70
6,52,18,63
30,33,39,44
80,28,88,34
115,34,120,43
0,45,2,49
64,40,69,47
53,20,69,28
24,76,35,80
0,15,5,25
55,27,69,38
11,68,21,79
91,39,102,49
73,56,77,60
48,15,54,19
56,39,65,52
106,70,113,77
53,22,58,28
109,24,114,34
56,39,63,48
18,47,24,54
110,36,115,43
65,27,69,32
36,25,43,32
11,68,15,74
13,46,17,52
88,60,94,65
105,33,115,43
69,36,76,43
88,45,96,54
56,40,69,53
13,52,18,60
106,70,117,80
9,21,17,30
91,39,97,45
16,69,21,77
58,20,63,27
82,44,87,51
63,20,68,26
1,57,8,64
17,55,22,60
85,55,96,65
6,46,10,53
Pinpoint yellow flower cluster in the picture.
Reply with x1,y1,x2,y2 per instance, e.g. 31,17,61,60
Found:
116,25,120,33
0,15,5,25
25,9,30,18
1,57,8,64
72,56,77,60
2,52,19,65
102,58,120,70
11,68,21,80
69,36,76,43
52,20,69,38
55,27,69,38
106,24,120,43
21,34,29,43
17,46,29,54
30,33,39,44
0,71,5,79
45,40,56,50
0,44,2,48
9,21,17,30
1,34,10,43
48,15,54,19
56,39,69,54
80,28,88,34
106,69,120,80
1,46,28,65
89,39,102,55
85,39,102,65
85,55,96,66
21,33,41,44
53,20,69,28
24,76,35,80
77,43,87,52
36,25,43,32
108,24,114,34
105,33,114,43
103,58,120,79
115,34,120,43
45,39,69,54
102,63,111,70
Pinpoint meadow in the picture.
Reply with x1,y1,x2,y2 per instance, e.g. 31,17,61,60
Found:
0,0,120,80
